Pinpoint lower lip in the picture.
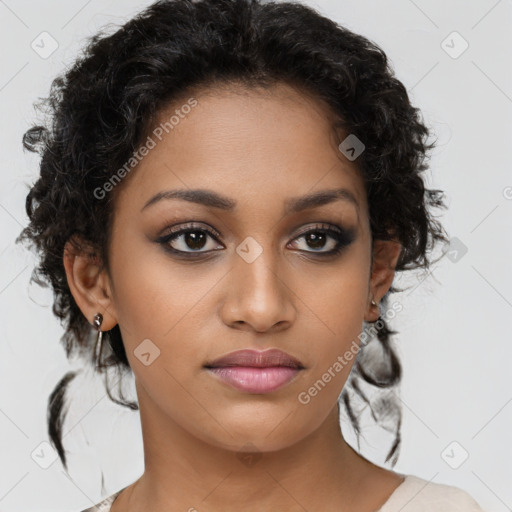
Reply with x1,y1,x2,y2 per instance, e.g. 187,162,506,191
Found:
206,366,302,393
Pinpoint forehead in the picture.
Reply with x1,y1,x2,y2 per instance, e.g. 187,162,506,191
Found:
113,81,368,219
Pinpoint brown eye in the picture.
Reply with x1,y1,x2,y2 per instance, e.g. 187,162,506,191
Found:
157,223,223,255
156,222,355,259
289,223,356,256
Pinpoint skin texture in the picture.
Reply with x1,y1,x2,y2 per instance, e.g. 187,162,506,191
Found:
64,82,404,511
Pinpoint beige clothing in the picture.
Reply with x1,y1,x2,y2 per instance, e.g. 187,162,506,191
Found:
81,474,486,511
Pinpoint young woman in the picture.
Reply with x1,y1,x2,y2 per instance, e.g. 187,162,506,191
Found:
17,0,486,510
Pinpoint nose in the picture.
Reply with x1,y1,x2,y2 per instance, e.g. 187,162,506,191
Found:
220,244,296,334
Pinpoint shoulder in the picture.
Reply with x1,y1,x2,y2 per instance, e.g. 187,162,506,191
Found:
379,474,486,512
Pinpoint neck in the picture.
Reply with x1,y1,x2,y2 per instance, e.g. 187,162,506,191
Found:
119,383,400,512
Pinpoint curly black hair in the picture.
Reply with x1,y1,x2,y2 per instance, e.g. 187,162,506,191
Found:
16,0,449,472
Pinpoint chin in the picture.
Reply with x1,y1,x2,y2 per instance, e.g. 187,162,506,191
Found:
198,419,312,455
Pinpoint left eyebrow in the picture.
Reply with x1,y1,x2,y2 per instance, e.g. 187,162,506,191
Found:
283,188,359,215
140,187,359,214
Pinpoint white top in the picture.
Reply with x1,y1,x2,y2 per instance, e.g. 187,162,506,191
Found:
81,474,486,512
375,475,485,511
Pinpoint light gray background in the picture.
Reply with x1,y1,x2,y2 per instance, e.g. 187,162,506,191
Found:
1,0,511,510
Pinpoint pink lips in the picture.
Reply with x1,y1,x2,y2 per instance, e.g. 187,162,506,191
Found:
204,348,304,394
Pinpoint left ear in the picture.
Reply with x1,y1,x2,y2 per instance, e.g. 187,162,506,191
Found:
365,239,402,323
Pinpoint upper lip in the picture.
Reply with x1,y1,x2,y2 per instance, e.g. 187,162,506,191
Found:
205,349,304,369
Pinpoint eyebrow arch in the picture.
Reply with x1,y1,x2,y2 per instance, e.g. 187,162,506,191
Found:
284,188,359,215
140,187,359,214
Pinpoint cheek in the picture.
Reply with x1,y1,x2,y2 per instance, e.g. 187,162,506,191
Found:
109,232,194,341
304,255,369,336
109,240,221,394
300,258,369,392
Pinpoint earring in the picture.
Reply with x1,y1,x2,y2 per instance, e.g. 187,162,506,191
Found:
93,312,103,369
371,299,377,307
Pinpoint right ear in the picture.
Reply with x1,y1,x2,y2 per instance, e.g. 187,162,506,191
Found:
62,235,118,330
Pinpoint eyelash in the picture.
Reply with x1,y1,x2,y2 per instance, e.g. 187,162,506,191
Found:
156,222,355,259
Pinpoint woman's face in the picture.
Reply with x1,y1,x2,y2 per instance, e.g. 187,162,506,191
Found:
80,82,397,453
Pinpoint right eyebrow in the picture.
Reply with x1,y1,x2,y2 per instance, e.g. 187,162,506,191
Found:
141,188,236,212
